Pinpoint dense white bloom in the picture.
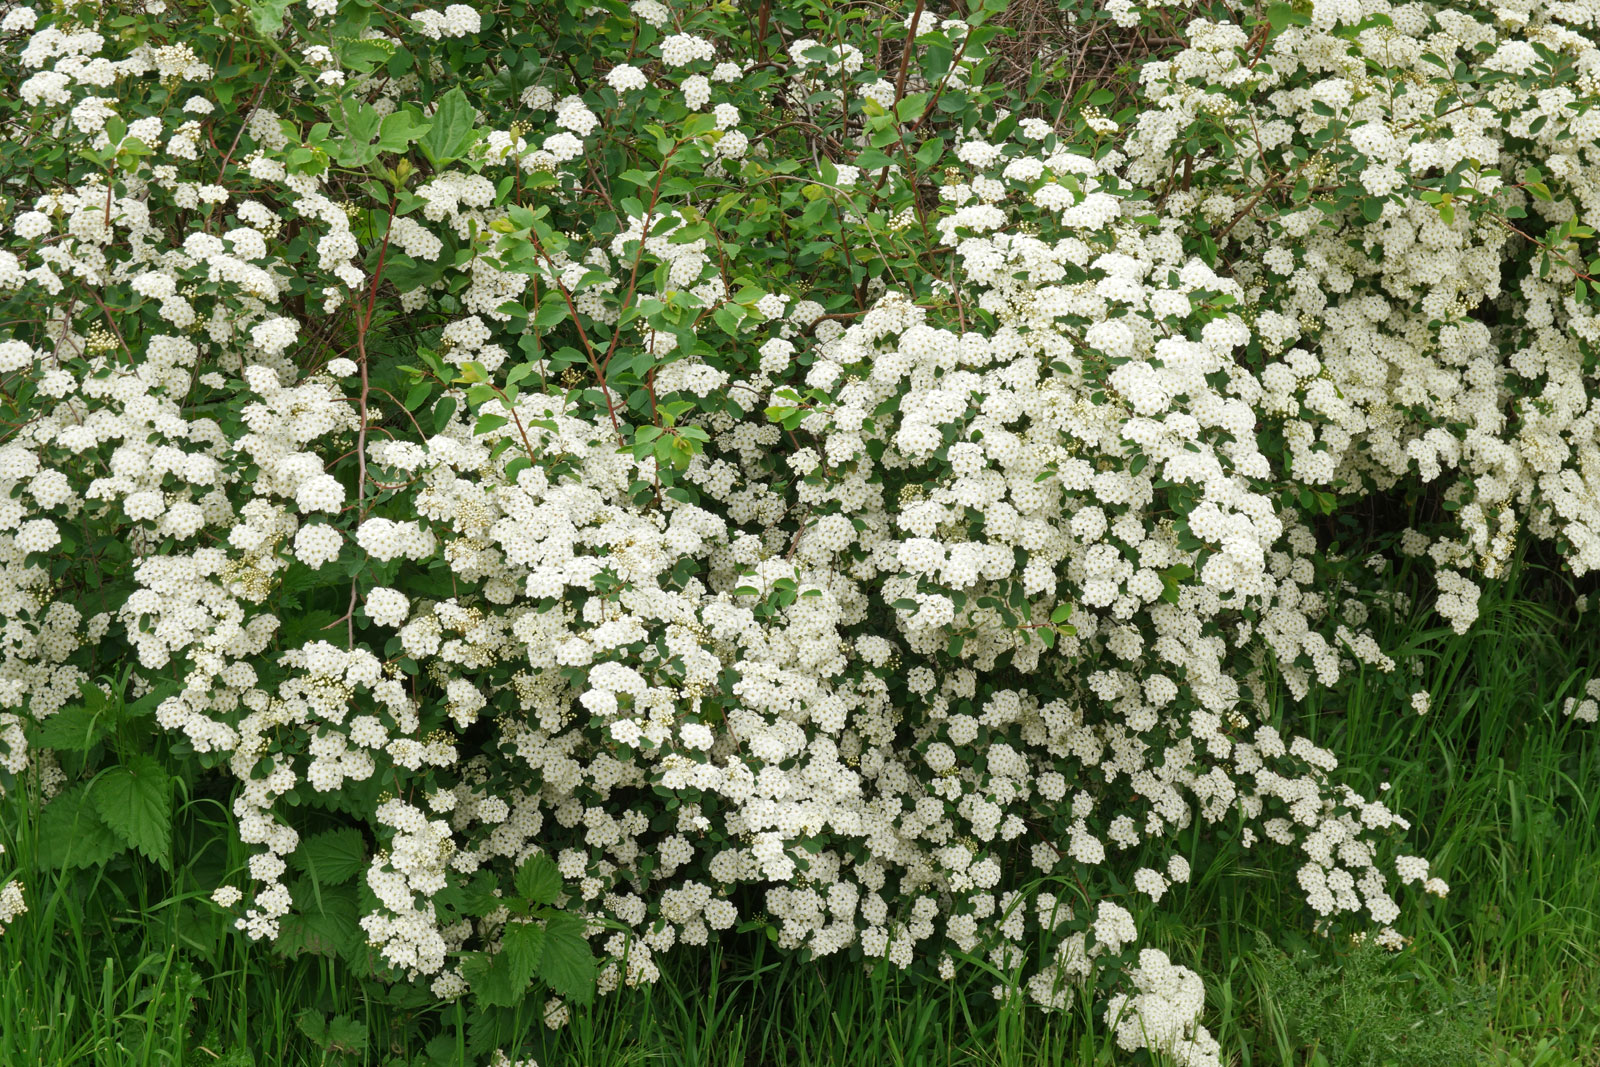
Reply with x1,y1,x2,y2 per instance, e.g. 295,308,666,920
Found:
607,64,648,93
414,4,480,39
1,0,1576,1034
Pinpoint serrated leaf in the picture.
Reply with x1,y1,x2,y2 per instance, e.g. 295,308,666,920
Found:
37,782,125,869
124,680,180,718
290,828,365,886
515,853,563,905
325,1015,367,1053
275,886,361,960
464,949,524,1008
502,920,545,990
33,703,110,751
296,1009,329,1044
91,754,171,865
539,912,597,1006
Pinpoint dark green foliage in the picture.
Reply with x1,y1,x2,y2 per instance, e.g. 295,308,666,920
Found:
1251,934,1484,1066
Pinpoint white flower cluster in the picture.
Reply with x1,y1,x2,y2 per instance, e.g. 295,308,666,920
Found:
1105,948,1221,1067
0,878,25,936
3,0,1595,1046
413,4,479,39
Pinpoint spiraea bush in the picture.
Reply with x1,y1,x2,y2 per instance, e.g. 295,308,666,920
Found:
1,0,1598,1061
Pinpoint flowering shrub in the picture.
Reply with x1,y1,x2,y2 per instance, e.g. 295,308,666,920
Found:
0,0,1594,1059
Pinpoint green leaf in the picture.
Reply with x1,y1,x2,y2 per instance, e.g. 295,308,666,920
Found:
248,0,293,34
459,870,503,917
276,883,361,960
420,87,476,165
539,912,597,1006
462,951,521,1008
1266,2,1310,31
290,828,366,886
895,92,931,124
324,1015,367,1054
91,754,171,866
376,110,431,155
124,681,181,719
296,1009,329,1045
33,702,110,751
514,853,563,906
333,100,383,165
502,920,546,990
532,299,567,329
404,382,434,410
37,783,125,869
1360,197,1384,222
433,395,458,433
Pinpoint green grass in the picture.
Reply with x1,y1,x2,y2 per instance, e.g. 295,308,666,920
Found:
4,556,1599,1066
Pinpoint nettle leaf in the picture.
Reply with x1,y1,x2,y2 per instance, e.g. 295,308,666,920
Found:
124,680,181,719
462,949,523,1008
502,920,546,989
514,852,563,905
277,883,361,960
32,702,110,751
539,912,597,1005
90,754,171,866
290,827,366,885
37,782,125,869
